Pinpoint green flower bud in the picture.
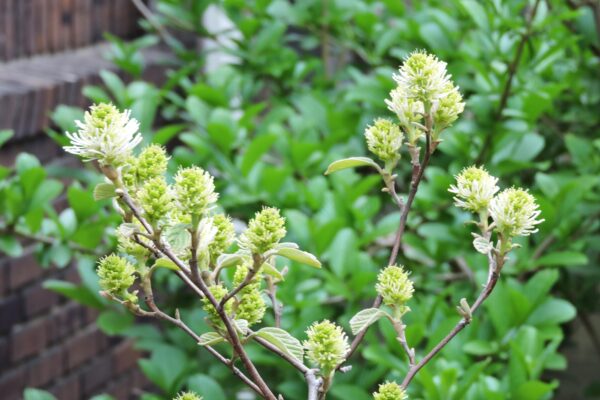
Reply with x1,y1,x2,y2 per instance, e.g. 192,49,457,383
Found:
373,382,408,400
137,144,169,181
138,176,173,226
173,391,203,400
303,320,350,376
174,166,218,217
64,103,142,166
202,284,232,328
116,222,151,260
239,207,286,254
237,289,266,326
232,262,265,326
489,188,543,238
376,265,414,311
433,83,464,133
449,166,499,213
97,254,137,301
364,118,403,166
209,214,235,262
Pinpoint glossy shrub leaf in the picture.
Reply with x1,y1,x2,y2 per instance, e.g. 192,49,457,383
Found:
93,183,117,200
198,332,225,346
274,247,321,268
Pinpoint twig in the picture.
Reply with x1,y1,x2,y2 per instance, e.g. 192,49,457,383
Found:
130,0,178,45
266,277,282,328
400,251,504,388
252,335,309,374
306,369,323,400
220,254,262,308
476,0,542,163
391,319,416,367
117,184,277,400
342,119,434,365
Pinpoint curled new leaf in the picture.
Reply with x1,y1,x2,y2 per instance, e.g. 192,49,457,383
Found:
349,308,390,335
324,157,382,175
274,247,321,268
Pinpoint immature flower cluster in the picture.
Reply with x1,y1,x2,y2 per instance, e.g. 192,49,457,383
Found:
116,222,151,260
385,50,464,142
376,265,414,310
233,262,266,326
173,391,202,400
489,188,543,237
304,320,350,375
136,144,169,181
138,177,173,225
202,284,233,328
239,207,286,254
208,214,235,262
174,167,218,217
373,382,408,400
449,166,499,213
97,254,136,302
64,103,142,166
364,119,404,165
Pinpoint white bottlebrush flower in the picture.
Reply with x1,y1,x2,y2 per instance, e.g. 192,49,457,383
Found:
392,50,454,105
64,103,142,166
449,166,499,213
385,88,424,144
489,188,544,237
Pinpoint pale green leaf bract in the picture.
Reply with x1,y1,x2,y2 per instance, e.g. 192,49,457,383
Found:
254,327,304,362
154,258,179,271
349,308,390,335
324,157,382,175
93,182,117,200
198,332,225,346
275,247,321,268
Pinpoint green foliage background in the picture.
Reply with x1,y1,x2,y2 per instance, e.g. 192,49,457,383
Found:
2,0,599,399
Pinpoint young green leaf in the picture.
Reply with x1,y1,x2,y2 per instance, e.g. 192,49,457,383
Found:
349,308,390,335
198,332,225,346
274,247,321,268
93,183,117,200
324,157,382,175
254,327,304,362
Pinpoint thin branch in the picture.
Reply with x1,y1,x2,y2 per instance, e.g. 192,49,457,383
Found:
252,335,310,374
400,250,504,388
130,0,178,45
116,185,277,400
266,277,282,328
343,126,434,365
391,319,416,367
306,369,323,400
476,0,542,163
220,254,262,308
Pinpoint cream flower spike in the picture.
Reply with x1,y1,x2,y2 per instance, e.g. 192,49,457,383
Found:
64,103,142,166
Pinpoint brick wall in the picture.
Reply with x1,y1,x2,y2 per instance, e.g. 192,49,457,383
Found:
0,2,162,399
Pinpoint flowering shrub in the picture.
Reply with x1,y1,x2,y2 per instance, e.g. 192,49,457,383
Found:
61,50,544,400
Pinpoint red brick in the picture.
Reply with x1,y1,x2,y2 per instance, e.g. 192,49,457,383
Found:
8,251,43,290
0,294,24,334
11,318,48,362
47,302,87,344
0,365,28,400
65,325,98,370
0,259,9,296
24,281,59,317
112,339,139,374
81,353,112,396
49,372,81,400
27,346,65,387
